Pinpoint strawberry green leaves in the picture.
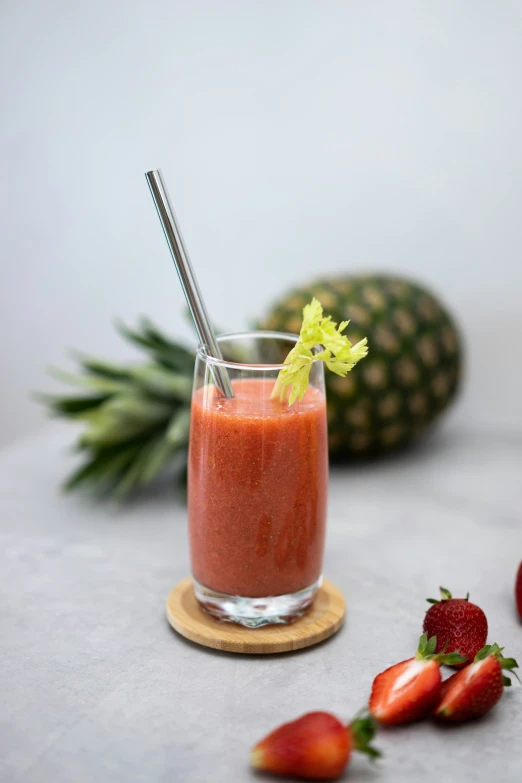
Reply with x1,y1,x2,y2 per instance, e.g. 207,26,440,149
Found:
415,633,468,666
426,586,471,603
350,713,381,760
417,632,438,657
474,643,520,686
272,297,368,405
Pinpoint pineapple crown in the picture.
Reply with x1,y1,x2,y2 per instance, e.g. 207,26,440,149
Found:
38,318,195,500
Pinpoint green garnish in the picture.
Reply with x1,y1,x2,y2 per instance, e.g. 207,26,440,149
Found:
272,297,369,405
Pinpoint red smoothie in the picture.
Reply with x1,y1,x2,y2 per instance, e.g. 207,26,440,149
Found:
188,378,328,597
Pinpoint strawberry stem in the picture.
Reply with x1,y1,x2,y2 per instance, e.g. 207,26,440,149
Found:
425,586,472,604
349,714,381,761
426,586,453,604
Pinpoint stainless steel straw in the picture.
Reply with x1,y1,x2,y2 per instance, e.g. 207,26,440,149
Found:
145,169,234,398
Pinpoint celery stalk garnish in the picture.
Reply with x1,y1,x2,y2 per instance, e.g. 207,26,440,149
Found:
272,297,369,405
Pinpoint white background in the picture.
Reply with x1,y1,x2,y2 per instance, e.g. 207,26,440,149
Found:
1,0,521,446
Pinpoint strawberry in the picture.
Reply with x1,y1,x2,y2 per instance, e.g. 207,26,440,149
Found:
435,643,519,722
250,710,380,780
369,633,467,725
515,562,522,621
423,587,488,667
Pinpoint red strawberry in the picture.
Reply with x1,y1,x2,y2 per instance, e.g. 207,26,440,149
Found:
250,710,379,780
423,587,488,667
369,633,467,725
515,563,522,621
435,643,519,722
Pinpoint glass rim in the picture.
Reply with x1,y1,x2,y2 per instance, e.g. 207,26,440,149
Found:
196,330,300,371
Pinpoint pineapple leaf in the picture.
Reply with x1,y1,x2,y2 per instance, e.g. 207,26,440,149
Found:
63,459,107,493
36,393,109,415
73,354,134,381
166,408,191,446
139,317,190,353
48,368,131,395
63,443,143,492
79,415,167,449
139,434,186,486
177,461,188,502
39,318,196,500
115,319,195,373
157,345,196,374
129,366,192,402
111,458,145,500
111,439,165,499
114,320,160,352
100,393,173,425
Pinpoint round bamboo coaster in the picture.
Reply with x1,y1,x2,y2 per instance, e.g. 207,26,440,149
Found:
166,577,345,654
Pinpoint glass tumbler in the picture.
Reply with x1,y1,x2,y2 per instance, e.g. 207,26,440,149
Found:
188,331,328,627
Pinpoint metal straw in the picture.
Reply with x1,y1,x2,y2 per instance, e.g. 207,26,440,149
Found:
145,169,234,398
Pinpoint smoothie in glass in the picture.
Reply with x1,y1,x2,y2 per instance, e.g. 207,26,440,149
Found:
187,331,328,626
189,378,327,597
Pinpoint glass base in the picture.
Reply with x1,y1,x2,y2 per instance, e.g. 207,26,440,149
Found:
192,577,323,628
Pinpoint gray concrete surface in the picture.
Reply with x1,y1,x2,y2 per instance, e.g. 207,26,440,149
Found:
1,419,522,782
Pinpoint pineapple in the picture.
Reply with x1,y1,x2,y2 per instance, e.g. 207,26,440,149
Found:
260,275,462,458
40,319,195,499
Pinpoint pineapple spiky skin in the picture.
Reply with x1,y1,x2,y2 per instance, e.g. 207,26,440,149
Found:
261,275,462,458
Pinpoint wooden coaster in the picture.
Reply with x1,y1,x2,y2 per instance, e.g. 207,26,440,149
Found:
166,577,345,654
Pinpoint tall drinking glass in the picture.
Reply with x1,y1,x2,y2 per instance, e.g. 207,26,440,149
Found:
188,331,328,627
